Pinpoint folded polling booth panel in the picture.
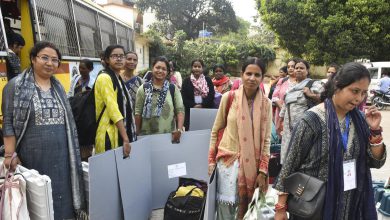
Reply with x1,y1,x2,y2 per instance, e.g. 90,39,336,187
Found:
88,130,215,220
189,108,218,131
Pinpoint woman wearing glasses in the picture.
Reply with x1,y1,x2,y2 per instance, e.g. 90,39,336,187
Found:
94,45,136,155
2,41,86,219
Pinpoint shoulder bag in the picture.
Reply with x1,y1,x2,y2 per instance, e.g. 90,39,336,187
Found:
284,172,326,219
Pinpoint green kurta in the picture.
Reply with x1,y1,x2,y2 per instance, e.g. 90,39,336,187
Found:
135,84,184,135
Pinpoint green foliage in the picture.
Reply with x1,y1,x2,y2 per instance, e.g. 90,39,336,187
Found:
137,0,239,39
258,0,390,65
144,30,276,76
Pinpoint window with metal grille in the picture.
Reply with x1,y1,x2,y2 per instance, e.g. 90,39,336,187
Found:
99,15,116,50
116,24,128,51
33,0,79,56
74,2,101,57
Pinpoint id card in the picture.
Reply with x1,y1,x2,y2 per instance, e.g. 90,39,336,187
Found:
194,95,203,104
343,159,356,191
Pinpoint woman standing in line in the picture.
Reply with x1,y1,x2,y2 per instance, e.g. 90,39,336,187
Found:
121,51,143,108
181,59,215,130
134,56,185,141
94,45,136,155
208,57,272,220
274,62,386,220
212,64,232,94
68,58,94,97
278,59,323,163
272,59,297,135
2,41,85,219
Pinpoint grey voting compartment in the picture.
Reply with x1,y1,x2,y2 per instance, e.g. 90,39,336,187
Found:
189,108,218,131
88,130,214,220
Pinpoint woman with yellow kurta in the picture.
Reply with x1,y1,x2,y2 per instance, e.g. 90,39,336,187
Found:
94,45,136,155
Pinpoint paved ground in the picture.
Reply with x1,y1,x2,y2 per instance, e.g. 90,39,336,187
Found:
150,109,390,219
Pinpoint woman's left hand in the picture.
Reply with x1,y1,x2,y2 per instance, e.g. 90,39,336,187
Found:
255,172,268,193
365,105,381,129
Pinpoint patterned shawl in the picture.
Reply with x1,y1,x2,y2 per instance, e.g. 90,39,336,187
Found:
213,76,231,94
324,98,376,220
12,68,86,213
236,85,269,219
142,80,170,118
190,73,209,98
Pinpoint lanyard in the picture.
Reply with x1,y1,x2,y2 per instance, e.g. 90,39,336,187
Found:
340,114,350,152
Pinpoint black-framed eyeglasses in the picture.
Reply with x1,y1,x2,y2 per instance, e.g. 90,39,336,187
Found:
110,54,125,60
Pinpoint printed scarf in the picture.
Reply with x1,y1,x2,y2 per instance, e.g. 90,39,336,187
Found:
142,80,170,118
12,68,86,213
236,85,269,219
190,73,209,98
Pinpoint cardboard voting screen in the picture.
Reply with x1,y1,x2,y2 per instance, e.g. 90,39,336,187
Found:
189,108,218,131
149,130,210,208
89,150,123,220
88,130,213,220
115,138,153,220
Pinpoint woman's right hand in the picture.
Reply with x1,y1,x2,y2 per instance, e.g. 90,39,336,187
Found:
275,210,288,220
208,164,216,176
4,156,21,172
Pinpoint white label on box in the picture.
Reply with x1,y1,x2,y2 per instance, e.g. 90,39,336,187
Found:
167,162,187,179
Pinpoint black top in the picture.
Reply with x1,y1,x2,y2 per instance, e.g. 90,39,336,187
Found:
181,75,215,130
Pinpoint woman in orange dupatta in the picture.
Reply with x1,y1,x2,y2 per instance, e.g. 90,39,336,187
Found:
212,64,232,94
208,57,272,219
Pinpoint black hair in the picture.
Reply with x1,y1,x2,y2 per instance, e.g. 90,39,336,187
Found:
241,57,266,78
125,51,138,57
295,58,310,70
29,41,62,65
212,64,225,73
169,60,177,69
152,56,171,75
280,66,288,74
320,62,370,101
7,33,25,47
191,59,205,68
80,59,94,71
327,63,339,72
286,58,298,65
104,45,125,61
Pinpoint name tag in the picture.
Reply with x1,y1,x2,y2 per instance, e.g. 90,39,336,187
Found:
343,159,356,191
194,95,202,104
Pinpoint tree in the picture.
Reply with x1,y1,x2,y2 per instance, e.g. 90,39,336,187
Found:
258,0,390,65
137,0,239,39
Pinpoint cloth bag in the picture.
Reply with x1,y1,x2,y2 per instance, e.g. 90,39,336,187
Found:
0,153,30,220
243,188,275,220
284,172,326,219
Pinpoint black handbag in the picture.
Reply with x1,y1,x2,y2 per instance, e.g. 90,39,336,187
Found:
163,178,207,220
284,172,326,219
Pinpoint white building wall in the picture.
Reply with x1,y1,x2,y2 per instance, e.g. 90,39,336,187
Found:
135,37,149,71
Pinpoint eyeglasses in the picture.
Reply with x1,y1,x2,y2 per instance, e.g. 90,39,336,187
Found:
36,55,60,65
110,54,125,60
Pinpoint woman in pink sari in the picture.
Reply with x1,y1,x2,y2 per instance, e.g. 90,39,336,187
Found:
272,59,297,135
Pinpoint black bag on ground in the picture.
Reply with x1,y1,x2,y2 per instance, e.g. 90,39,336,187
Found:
163,178,207,220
